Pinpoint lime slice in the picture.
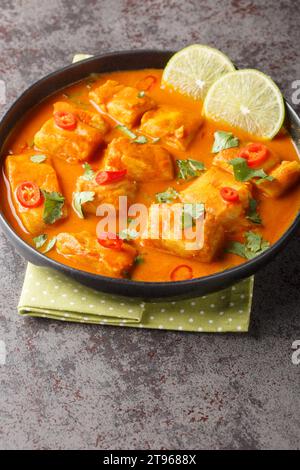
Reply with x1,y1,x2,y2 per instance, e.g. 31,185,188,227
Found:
162,44,235,100
203,69,285,140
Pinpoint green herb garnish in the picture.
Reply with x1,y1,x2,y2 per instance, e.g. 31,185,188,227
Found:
226,231,270,260
134,255,144,265
72,191,95,219
246,198,262,225
116,125,137,140
156,187,180,203
229,157,274,184
133,135,148,144
176,159,205,180
119,228,139,240
212,131,239,153
137,91,145,98
182,203,205,229
33,234,47,249
42,237,57,254
42,191,65,225
82,162,95,181
30,154,47,163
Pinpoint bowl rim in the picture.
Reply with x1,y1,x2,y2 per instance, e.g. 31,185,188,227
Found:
0,48,300,291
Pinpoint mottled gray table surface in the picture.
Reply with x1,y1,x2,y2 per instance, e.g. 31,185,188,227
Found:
0,0,300,450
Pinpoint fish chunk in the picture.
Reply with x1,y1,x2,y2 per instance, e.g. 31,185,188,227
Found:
89,80,156,127
181,166,251,231
56,231,137,278
146,204,225,263
5,152,67,234
75,172,137,214
53,101,110,134
34,116,104,163
103,137,174,182
140,106,202,150
255,160,300,197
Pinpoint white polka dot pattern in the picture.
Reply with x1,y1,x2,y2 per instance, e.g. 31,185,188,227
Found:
18,264,254,333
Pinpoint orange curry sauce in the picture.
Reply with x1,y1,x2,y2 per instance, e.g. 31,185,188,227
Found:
1,69,300,282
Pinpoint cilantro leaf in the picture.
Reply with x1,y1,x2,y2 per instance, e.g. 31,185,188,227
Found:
246,198,262,225
176,159,205,180
33,234,47,249
72,191,95,219
212,131,239,153
134,255,144,265
133,135,148,144
226,241,246,258
42,237,57,254
156,187,180,203
119,228,139,240
182,203,205,229
115,125,137,139
226,231,270,259
42,191,65,225
82,162,95,181
30,154,47,163
229,157,274,183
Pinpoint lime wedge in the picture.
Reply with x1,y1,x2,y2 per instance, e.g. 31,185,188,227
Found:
203,69,285,140
162,44,235,100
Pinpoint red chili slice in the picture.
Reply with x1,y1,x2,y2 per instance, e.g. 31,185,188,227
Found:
170,264,193,282
16,181,43,208
54,111,77,131
97,232,124,250
136,75,157,91
220,186,240,203
95,169,127,185
238,143,268,168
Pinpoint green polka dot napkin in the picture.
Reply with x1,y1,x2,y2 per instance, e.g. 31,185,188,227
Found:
18,264,253,332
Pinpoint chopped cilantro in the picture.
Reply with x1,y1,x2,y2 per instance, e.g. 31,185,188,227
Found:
156,187,180,203
182,203,205,229
246,198,262,225
176,159,205,180
134,255,144,265
82,162,95,181
72,191,95,219
226,231,270,259
119,228,139,240
42,191,65,225
42,237,57,254
33,234,47,249
212,131,239,153
229,157,274,183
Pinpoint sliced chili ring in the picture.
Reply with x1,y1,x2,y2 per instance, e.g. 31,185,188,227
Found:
16,181,43,208
170,264,193,282
136,75,157,91
95,169,127,185
54,111,77,131
220,186,240,203
97,232,124,250
238,143,268,168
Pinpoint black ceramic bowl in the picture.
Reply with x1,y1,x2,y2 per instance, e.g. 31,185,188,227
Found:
1,50,300,299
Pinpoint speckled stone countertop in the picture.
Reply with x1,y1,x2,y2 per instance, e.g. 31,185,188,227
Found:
0,0,299,450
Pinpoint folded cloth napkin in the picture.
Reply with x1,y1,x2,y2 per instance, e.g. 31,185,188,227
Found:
18,264,253,332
